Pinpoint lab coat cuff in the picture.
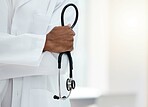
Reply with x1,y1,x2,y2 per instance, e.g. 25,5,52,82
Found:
35,34,46,52
33,34,46,64
21,34,46,66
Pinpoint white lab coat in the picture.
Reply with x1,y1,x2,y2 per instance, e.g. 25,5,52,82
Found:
0,0,77,106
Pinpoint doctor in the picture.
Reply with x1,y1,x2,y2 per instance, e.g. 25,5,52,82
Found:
0,0,77,107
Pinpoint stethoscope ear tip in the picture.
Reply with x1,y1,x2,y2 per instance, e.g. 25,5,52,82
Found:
53,95,67,100
62,96,66,99
53,95,60,100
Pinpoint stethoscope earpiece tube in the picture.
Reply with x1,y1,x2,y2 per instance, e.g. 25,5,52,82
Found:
54,3,78,100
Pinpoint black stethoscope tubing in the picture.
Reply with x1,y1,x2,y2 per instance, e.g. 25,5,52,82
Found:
53,3,78,100
61,3,79,29
59,3,78,80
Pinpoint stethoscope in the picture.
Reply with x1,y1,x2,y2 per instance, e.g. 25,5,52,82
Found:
53,3,79,100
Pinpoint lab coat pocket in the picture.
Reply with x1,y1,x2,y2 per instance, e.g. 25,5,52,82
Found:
30,13,50,35
29,89,70,107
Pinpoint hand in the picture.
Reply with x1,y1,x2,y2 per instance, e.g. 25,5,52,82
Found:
43,26,75,53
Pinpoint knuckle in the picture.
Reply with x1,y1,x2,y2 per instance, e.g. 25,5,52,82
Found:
71,30,75,35
53,26,58,29
71,37,74,41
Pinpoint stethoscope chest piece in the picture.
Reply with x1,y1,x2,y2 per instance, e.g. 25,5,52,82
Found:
66,78,76,91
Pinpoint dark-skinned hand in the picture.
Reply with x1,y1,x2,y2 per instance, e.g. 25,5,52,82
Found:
43,25,75,53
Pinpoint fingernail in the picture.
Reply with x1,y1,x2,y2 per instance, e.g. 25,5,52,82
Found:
67,24,71,27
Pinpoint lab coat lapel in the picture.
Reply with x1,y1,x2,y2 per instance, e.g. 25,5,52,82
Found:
15,0,32,10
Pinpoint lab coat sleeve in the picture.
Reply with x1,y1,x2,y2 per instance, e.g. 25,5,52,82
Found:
0,0,78,79
0,32,46,66
46,0,78,74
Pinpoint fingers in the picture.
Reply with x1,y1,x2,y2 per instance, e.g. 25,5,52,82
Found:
64,25,75,36
52,26,75,36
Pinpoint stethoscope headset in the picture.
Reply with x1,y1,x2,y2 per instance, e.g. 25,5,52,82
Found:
53,3,79,100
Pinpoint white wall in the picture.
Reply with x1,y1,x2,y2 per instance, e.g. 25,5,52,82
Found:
109,1,148,106
85,0,148,107
108,0,147,93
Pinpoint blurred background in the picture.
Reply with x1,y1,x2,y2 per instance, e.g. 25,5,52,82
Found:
70,0,148,107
